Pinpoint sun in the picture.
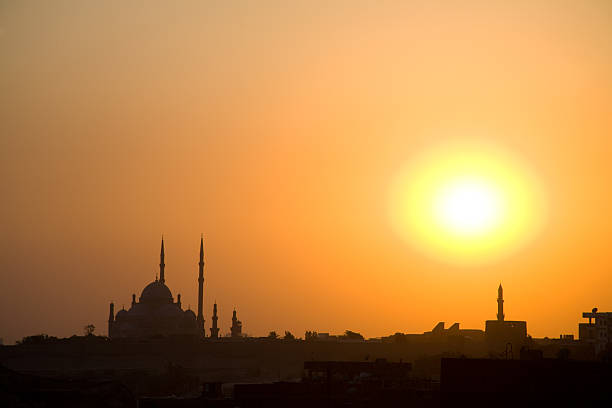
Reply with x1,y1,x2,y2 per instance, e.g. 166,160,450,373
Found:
433,177,504,237
389,141,545,265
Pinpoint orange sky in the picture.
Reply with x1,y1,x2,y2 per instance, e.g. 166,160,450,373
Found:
1,1,612,344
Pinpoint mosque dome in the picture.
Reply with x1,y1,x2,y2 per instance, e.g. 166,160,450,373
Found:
116,309,128,319
179,309,198,329
140,281,173,304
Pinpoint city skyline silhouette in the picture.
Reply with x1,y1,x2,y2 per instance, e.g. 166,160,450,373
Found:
3,2,612,406
2,1,612,347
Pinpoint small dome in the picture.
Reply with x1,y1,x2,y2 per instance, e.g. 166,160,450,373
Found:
183,309,196,320
116,309,128,319
140,281,173,304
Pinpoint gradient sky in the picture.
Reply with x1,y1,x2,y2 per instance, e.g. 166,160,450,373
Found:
2,1,612,344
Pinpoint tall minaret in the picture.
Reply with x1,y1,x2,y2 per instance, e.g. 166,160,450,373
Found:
159,236,166,284
108,302,115,338
210,302,219,338
197,235,205,334
497,283,505,321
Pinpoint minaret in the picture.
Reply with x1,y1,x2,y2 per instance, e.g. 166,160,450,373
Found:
108,302,115,337
159,237,166,284
231,309,242,337
210,302,219,338
497,284,505,321
197,235,205,334
231,309,238,337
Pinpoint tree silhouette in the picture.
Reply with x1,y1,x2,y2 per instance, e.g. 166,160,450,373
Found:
84,324,95,336
305,331,318,341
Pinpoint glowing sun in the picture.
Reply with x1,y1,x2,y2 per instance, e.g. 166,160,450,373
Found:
433,177,504,237
389,141,546,265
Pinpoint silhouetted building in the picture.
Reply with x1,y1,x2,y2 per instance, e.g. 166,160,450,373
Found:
422,322,485,344
304,359,412,382
0,364,136,407
485,284,527,353
441,357,612,407
107,237,206,338
210,302,220,338
230,309,242,337
312,332,334,341
580,307,612,354
233,360,421,408
425,322,458,335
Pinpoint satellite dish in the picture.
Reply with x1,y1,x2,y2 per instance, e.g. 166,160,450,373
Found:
592,307,598,314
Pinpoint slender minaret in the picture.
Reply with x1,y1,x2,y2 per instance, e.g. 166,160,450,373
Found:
197,235,205,334
497,284,505,321
159,236,166,284
210,302,219,338
231,309,238,337
108,302,115,337
231,309,242,337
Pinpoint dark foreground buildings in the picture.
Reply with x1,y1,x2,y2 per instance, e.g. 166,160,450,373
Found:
134,357,612,407
441,357,612,407
579,308,612,354
0,364,135,408
229,360,428,408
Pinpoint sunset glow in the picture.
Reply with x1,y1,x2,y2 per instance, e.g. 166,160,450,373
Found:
3,1,612,344
390,142,546,265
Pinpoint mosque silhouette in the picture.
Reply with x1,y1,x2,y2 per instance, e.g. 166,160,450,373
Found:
107,237,241,339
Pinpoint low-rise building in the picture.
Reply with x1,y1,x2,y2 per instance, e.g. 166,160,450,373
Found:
484,285,527,354
579,308,612,354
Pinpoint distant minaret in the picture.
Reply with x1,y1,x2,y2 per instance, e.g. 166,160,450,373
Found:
159,237,166,284
497,284,505,321
108,302,115,337
210,302,219,338
231,309,242,337
197,235,205,334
